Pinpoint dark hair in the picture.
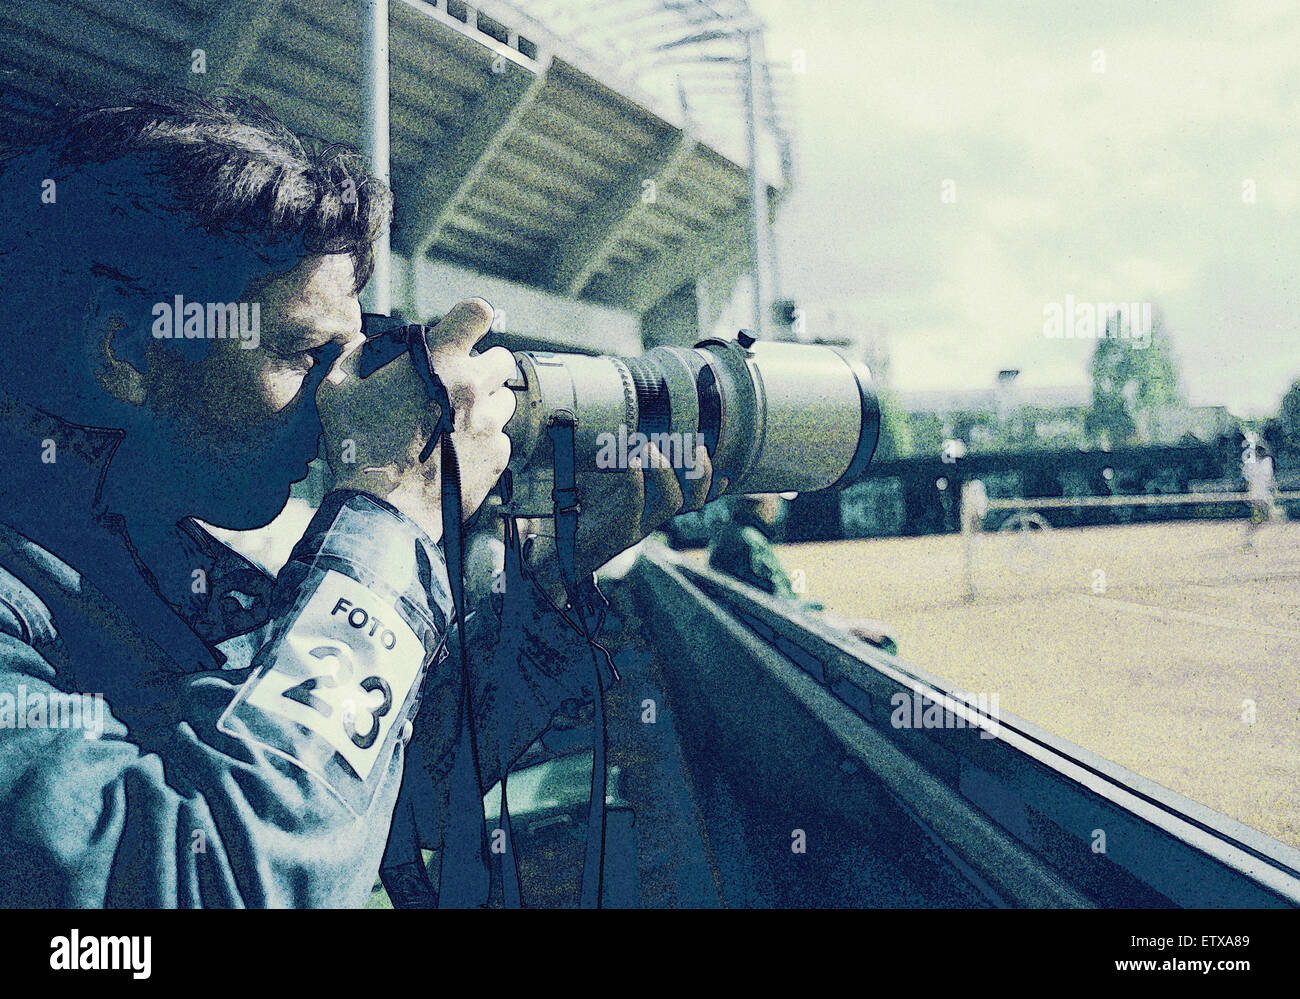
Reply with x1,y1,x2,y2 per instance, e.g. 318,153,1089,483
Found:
45,87,391,292
0,87,391,421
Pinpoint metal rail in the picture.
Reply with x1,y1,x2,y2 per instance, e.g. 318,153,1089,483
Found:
986,491,1300,510
625,543,1300,907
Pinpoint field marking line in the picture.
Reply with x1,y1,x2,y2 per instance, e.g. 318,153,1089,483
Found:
987,490,1300,511
1071,593,1300,640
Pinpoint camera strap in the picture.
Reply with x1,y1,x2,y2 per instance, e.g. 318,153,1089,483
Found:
371,323,611,908
546,414,612,908
374,324,524,909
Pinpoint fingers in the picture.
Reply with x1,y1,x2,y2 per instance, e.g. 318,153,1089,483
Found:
577,441,722,555
427,298,495,357
321,330,365,388
679,443,714,513
638,443,684,533
458,346,516,411
475,345,517,387
476,430,512,489
442,338,516,432
463,383,517,436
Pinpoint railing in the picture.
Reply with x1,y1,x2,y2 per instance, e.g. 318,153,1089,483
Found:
959,487,1299,600
623,542,1300,907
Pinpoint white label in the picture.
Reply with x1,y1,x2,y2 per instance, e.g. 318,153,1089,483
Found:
233,571,424,785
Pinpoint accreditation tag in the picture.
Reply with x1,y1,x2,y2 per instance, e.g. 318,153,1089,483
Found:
219,570,427,815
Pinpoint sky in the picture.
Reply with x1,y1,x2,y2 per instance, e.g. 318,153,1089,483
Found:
747,0,1300,416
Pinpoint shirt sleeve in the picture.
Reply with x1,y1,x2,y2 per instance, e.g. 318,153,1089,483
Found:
0,490,453,908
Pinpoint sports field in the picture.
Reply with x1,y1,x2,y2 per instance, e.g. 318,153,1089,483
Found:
770,519,1300,849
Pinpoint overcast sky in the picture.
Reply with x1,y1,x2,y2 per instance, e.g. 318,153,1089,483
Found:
749,0,1300,416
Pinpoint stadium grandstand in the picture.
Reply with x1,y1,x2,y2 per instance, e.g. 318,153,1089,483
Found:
0,0,796,354
6,2,1299,916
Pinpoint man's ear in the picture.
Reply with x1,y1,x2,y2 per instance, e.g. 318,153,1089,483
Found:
92,314,147,407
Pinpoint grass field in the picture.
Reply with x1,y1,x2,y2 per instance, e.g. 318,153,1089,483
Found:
765,518,1300,849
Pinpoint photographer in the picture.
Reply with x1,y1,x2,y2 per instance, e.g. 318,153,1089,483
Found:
708,494,898,655
0,89,710,907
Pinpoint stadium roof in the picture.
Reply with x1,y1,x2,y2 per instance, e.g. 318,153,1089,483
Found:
489,0,794,185
0,0,794,316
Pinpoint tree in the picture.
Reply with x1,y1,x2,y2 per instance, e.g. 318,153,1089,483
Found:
1084,306,1182,448
904,411,946,460
1280,379,1300,448
874,391,912,460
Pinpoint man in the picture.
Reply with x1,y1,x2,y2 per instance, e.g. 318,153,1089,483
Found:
1242,437,1280,549
707,494,803,602
0,89,709,906
707,494,897,655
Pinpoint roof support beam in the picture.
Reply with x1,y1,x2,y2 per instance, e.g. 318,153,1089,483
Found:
195,0,285,89
540,131,696,298
396,63,548,260
598,205,750,315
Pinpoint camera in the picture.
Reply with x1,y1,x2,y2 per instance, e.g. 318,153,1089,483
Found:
500,332,881,518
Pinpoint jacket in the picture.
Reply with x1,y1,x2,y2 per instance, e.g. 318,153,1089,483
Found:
0,399,592,907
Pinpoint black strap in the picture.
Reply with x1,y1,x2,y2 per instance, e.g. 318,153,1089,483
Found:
546,414,611,909
375,325,521,908
419,330,526,909
375,325,610,908
495,519,529,909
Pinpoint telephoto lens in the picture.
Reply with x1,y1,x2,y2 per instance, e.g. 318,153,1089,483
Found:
501,332,880,518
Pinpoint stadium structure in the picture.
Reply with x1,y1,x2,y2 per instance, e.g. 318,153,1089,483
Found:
0,0,795,355
4,1,1299,909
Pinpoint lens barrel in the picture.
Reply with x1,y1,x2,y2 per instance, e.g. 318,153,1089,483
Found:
502,335,880,516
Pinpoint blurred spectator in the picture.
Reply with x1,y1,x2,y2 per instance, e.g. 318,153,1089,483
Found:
1243,438,1281,548
708,493,899,655
962,478,989,533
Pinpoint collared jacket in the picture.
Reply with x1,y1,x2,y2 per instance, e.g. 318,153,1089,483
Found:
0,402,592,908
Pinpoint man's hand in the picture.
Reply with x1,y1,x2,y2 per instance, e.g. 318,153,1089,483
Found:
316,299,516,543
524,441,726,607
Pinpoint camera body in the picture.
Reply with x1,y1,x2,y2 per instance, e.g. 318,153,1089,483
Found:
356,319,881,521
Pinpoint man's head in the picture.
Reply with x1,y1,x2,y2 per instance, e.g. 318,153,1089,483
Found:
0,88,392,529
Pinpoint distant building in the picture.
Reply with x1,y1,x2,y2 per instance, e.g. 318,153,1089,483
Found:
1134,406,1237,445
895,382,1237,454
